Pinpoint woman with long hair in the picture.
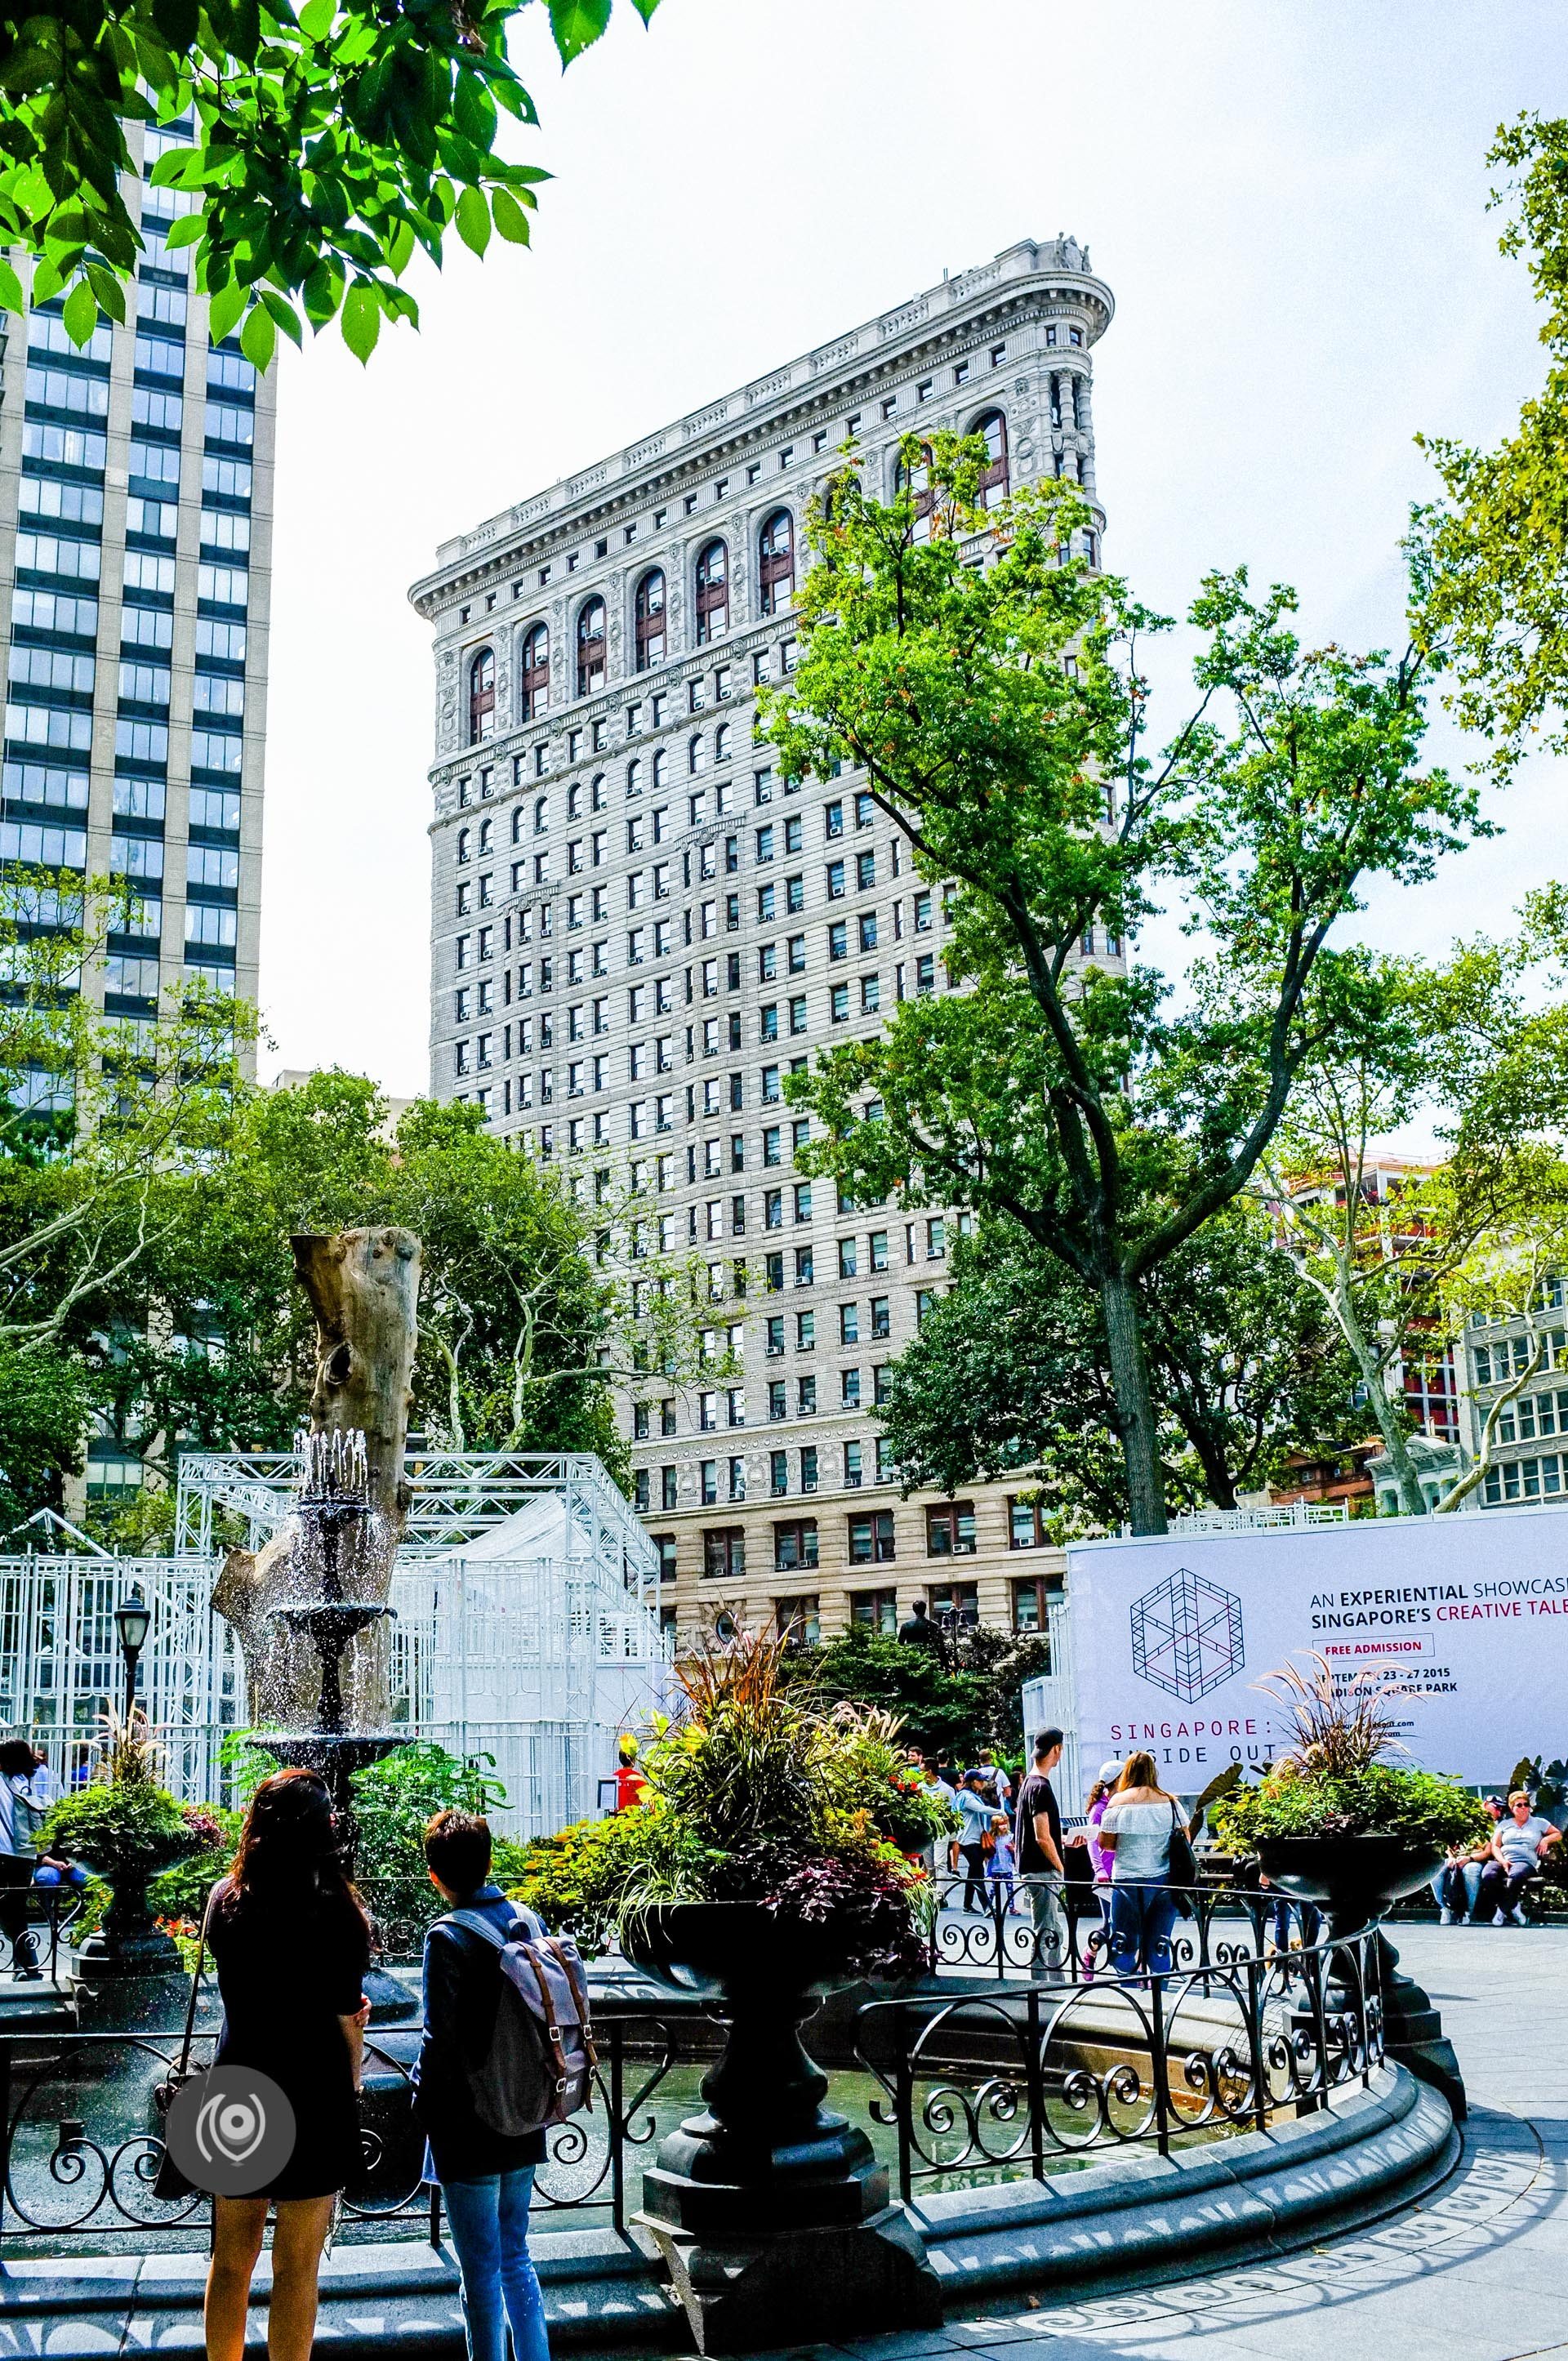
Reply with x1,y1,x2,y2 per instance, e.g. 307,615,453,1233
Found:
202,1769,371,2361
1067,1757,1124,1976
1097,1751,1189,1980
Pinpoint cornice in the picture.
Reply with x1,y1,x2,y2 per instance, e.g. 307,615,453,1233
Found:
409,238,1111,619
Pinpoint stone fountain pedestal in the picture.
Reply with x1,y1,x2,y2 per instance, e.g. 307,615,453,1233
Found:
629,1903,941,2354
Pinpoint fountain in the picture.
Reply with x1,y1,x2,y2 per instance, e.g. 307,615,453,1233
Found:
213,1227,420,1746
212,1227,424,2020
258,1429,405,1820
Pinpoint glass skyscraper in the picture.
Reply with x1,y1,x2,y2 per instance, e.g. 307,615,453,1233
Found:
0,117,275,1495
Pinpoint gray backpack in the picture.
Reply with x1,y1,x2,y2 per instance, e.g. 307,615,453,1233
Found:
441,1905,599,2139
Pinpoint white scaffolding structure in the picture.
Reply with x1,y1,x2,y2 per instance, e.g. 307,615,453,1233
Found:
0,1450,664,1835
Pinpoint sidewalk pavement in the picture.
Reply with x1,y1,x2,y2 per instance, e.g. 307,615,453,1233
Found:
795,1925,1568,2361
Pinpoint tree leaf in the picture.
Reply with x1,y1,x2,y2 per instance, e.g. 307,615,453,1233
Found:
298,0,334,39
301,257,344,325
239,299,275,369
340,280,380,363
454,182,491,258
492,187,531,247
150,0,201,52
83,261,127,323
0,258,25,314
60,278,98,347
160,211,204,249
630,0,660,22
260,287,304,346
546,0,612,65
207,278,247,345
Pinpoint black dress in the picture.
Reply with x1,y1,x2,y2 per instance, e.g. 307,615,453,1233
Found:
207,1874,370,2201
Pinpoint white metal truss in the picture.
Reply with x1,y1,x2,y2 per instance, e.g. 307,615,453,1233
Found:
0,1448,662,1834
175,1447,657,1598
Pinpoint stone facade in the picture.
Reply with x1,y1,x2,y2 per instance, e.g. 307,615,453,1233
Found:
1454,1287,1568,1514
411,239,1114,1648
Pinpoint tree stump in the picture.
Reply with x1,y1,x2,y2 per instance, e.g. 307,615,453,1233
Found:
213,1227,421,1731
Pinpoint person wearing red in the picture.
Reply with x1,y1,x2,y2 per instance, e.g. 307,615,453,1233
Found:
612,1735,647,1811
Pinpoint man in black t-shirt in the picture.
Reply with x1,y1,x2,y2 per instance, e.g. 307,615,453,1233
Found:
1014,1728,1067,1972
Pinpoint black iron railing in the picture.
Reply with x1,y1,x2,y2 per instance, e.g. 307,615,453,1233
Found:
866,1900,1383,2199
0,2002,703,2245
920,1861,1305,1981
0,1887,1383,2250
0,1884,84,1985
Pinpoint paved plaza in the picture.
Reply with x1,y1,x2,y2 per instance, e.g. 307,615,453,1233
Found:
803,1927,1568,2361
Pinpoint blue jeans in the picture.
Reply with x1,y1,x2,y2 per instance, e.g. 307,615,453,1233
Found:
440,2167,549,2361
1432,1862,1485,1919
1107,1879,1179,1976
1271,1897,1323,1949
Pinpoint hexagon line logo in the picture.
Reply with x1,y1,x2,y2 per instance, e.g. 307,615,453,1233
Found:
1129,1567,1244,1703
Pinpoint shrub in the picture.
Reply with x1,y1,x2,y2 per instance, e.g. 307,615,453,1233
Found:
783,1624,1053,1765
149,1805,243,1925
515,1633,937,1979
348,1742,507,1952
43,1780,200,1887
506,1813,660,1957
1209,1763,1490,1855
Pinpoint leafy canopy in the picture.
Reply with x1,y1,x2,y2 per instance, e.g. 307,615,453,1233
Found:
1412,115,1568,780
881,1211,1357,1532
761,432,1484,1531
0,0,659,363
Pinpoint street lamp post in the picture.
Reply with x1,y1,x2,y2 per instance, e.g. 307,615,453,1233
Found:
114,1591,150,1730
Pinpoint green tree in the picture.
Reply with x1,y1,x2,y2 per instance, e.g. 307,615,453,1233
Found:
95,1071,634,1495
883,1209,1356,1532
0,868,252,1354
1412,116,1568,781
0,1339,93,1533
762,439,1483,1533
782,1624,1052,1766
1265,908,1568,1513
0,0,660,362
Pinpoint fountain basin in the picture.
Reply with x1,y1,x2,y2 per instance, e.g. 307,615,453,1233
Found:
272,1601,394,1652
256,1732,408,1783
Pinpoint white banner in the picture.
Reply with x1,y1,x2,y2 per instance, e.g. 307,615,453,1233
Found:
1067,1503,1568,1792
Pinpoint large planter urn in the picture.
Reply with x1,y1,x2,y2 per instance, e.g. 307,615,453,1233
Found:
1256,1833,1463,2118
73,1847,184,1979
625,1900,938,2354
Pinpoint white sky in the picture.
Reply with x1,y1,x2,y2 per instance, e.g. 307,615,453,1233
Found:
258,0,1566,1099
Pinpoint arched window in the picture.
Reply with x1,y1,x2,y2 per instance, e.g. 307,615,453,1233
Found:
895,443,936,542
635,568,666,671
715,721,731,763
758,510,794,616
576,599,607,697
456,826,471,863
695,539,728,644
533,795,548,833
478,817,492,854
689,733,706,776
626,756,643,798
519,623,550,719
511,805,524,844
973,410,1009,509
652,749,668,790
467,648,495,743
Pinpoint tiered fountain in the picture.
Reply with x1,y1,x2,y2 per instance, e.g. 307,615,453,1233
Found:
212,1226,424,2023
259,1428,405,1821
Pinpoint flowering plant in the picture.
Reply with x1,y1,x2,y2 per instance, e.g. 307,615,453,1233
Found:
509,1632,937,1979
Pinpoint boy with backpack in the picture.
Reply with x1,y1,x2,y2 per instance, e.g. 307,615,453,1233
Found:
413,1809,593,2361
